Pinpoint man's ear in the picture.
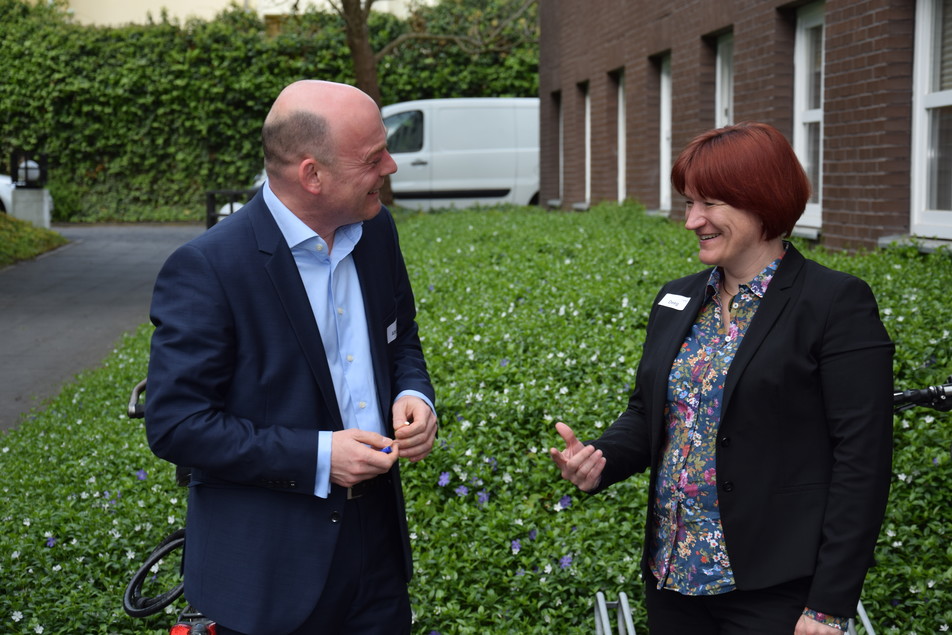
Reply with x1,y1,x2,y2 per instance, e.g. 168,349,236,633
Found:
298,158,322,195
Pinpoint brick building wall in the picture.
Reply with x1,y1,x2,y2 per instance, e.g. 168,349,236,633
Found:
539,0,917,251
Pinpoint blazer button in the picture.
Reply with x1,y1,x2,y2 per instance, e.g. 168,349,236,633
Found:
719,437,731,448
722,481,735,492
330,511,342,523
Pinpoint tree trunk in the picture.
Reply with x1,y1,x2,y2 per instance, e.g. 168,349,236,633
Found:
340,0,382,106
338,0,393,205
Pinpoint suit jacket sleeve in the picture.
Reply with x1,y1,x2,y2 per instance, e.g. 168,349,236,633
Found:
145,232,322,491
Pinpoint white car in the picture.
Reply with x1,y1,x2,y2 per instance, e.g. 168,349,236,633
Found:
0,174,13,213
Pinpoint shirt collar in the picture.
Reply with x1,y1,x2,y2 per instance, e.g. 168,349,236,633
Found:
705,241,789,299
262,179,363,251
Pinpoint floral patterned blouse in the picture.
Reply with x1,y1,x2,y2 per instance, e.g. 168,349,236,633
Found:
646,249,850,632
648,258,780,594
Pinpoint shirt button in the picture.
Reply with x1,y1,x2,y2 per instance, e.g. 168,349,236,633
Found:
720,436,731,448
316,244,324,251
358,401,367,409
346,354,354,362
330,511,342,523
337,307,344,315
722,481,735,492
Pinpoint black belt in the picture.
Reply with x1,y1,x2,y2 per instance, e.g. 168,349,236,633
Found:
346,474,389,500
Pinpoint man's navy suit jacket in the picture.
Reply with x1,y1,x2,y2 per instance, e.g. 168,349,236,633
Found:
145,191,434,633
589,244,894,619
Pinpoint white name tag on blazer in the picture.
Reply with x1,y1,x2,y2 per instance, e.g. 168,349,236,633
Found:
387,320,397,343
658,293,691,311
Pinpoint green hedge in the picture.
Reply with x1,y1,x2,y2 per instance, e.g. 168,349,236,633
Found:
0,203,949,633
0,0,538,222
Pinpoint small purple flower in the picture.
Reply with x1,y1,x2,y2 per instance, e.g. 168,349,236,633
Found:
438,472,450,487
511,539,521,554
559,495,572,509
500,358,509,367
528,529,537,541
136,469,148,481
559,554,573,569
454,485,469,497
477,490,490,505
46,536,56,548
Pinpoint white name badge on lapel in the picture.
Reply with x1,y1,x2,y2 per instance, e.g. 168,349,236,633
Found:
658,293,691,311
387,320,398,343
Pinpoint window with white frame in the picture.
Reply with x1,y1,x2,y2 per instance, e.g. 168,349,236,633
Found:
659,54,672,211
911,0,952,239
582,82,591,207
616,70,627,202
793,2,825,232
716,32,734,128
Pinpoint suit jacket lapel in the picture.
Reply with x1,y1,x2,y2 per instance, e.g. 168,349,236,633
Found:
248,196,344,430
721,245,805,416
644,277,710,452
352,215,393,424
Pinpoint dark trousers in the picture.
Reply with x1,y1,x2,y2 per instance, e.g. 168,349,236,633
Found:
216,482,411,635
644,574,811,635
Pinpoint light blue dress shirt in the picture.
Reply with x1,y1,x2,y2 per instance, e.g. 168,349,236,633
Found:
263,183,432,498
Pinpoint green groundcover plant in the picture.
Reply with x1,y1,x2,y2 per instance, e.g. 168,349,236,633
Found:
1,203,950,634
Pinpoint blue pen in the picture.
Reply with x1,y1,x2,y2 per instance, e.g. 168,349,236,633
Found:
379,446,393,454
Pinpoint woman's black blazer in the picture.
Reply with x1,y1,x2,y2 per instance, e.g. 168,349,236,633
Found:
590,244,894,619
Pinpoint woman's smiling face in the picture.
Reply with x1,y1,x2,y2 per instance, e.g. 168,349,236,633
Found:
682,186,768,272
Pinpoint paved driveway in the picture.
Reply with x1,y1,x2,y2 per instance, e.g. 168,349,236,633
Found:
0,223,204,431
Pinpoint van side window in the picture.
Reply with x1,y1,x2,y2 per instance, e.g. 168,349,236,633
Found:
384,110,424,153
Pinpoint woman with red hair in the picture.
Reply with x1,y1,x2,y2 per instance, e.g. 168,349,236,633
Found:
551,122,894,634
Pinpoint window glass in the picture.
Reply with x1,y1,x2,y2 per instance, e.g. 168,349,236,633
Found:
934,0,952,91
806,25,824,110
384,110,423,153
928,105,952,209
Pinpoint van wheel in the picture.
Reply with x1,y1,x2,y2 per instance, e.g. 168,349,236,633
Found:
529,193,539,206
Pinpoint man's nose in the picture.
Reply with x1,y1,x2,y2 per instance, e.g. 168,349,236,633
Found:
382,150,397,176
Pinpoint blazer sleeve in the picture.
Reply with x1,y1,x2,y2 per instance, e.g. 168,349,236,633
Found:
145,237,320,491
805,274,894,616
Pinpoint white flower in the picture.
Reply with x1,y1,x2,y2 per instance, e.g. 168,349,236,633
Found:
34,626,44,634
11,611,22,622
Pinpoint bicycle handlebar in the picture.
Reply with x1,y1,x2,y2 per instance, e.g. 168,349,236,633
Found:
893,378,952,412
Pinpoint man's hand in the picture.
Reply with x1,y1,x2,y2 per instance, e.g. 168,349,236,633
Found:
549,422,606,493
329,428,398,488
392,395,438,462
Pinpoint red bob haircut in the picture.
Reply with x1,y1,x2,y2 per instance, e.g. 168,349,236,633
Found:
671,122,811,240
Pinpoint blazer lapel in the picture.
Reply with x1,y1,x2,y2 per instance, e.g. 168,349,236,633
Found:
644,276,710,452
352,214,393,424
248,196,344,430
721,245,806,415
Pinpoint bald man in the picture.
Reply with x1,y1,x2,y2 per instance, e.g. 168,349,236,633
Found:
146,80,437,634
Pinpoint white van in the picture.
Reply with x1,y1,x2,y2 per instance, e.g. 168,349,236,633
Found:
381,97,539,210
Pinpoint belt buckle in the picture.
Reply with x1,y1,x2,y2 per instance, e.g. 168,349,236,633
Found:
347,486,361,500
